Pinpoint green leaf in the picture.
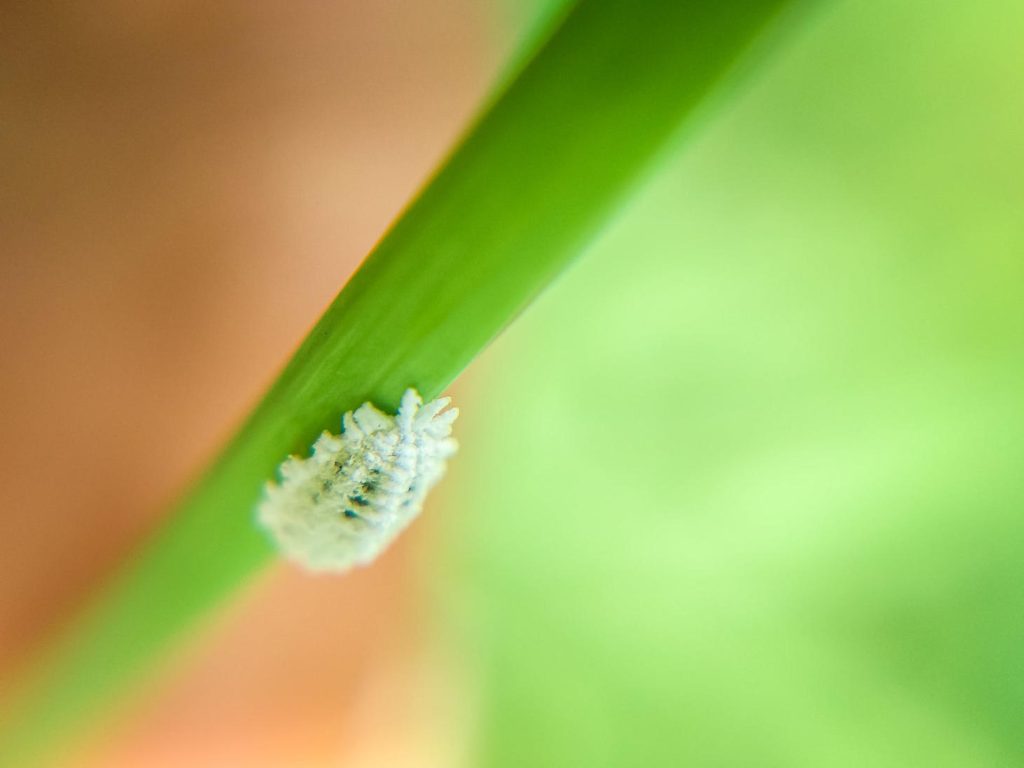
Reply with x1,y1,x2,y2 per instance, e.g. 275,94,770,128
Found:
0,1,807,764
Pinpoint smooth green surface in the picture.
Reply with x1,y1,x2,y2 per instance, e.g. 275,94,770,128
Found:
0,1,803,765
444,0,1024,765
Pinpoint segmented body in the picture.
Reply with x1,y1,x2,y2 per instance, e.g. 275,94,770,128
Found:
257,389,458,572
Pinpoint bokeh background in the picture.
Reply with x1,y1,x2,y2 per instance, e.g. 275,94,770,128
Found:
3,0,1024,765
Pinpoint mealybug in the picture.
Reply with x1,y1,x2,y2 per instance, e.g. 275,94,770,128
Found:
257,388,458,572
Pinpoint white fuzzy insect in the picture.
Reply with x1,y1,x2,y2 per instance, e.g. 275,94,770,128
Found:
257,388,458,573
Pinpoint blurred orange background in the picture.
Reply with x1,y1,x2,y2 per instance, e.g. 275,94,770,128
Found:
1,2,504,764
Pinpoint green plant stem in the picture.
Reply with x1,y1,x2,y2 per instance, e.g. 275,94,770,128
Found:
0,0,805,764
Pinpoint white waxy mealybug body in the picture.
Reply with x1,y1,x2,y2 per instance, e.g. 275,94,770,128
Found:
257,388,458,573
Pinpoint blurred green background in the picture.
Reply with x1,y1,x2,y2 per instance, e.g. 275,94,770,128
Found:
440,0,1024,765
